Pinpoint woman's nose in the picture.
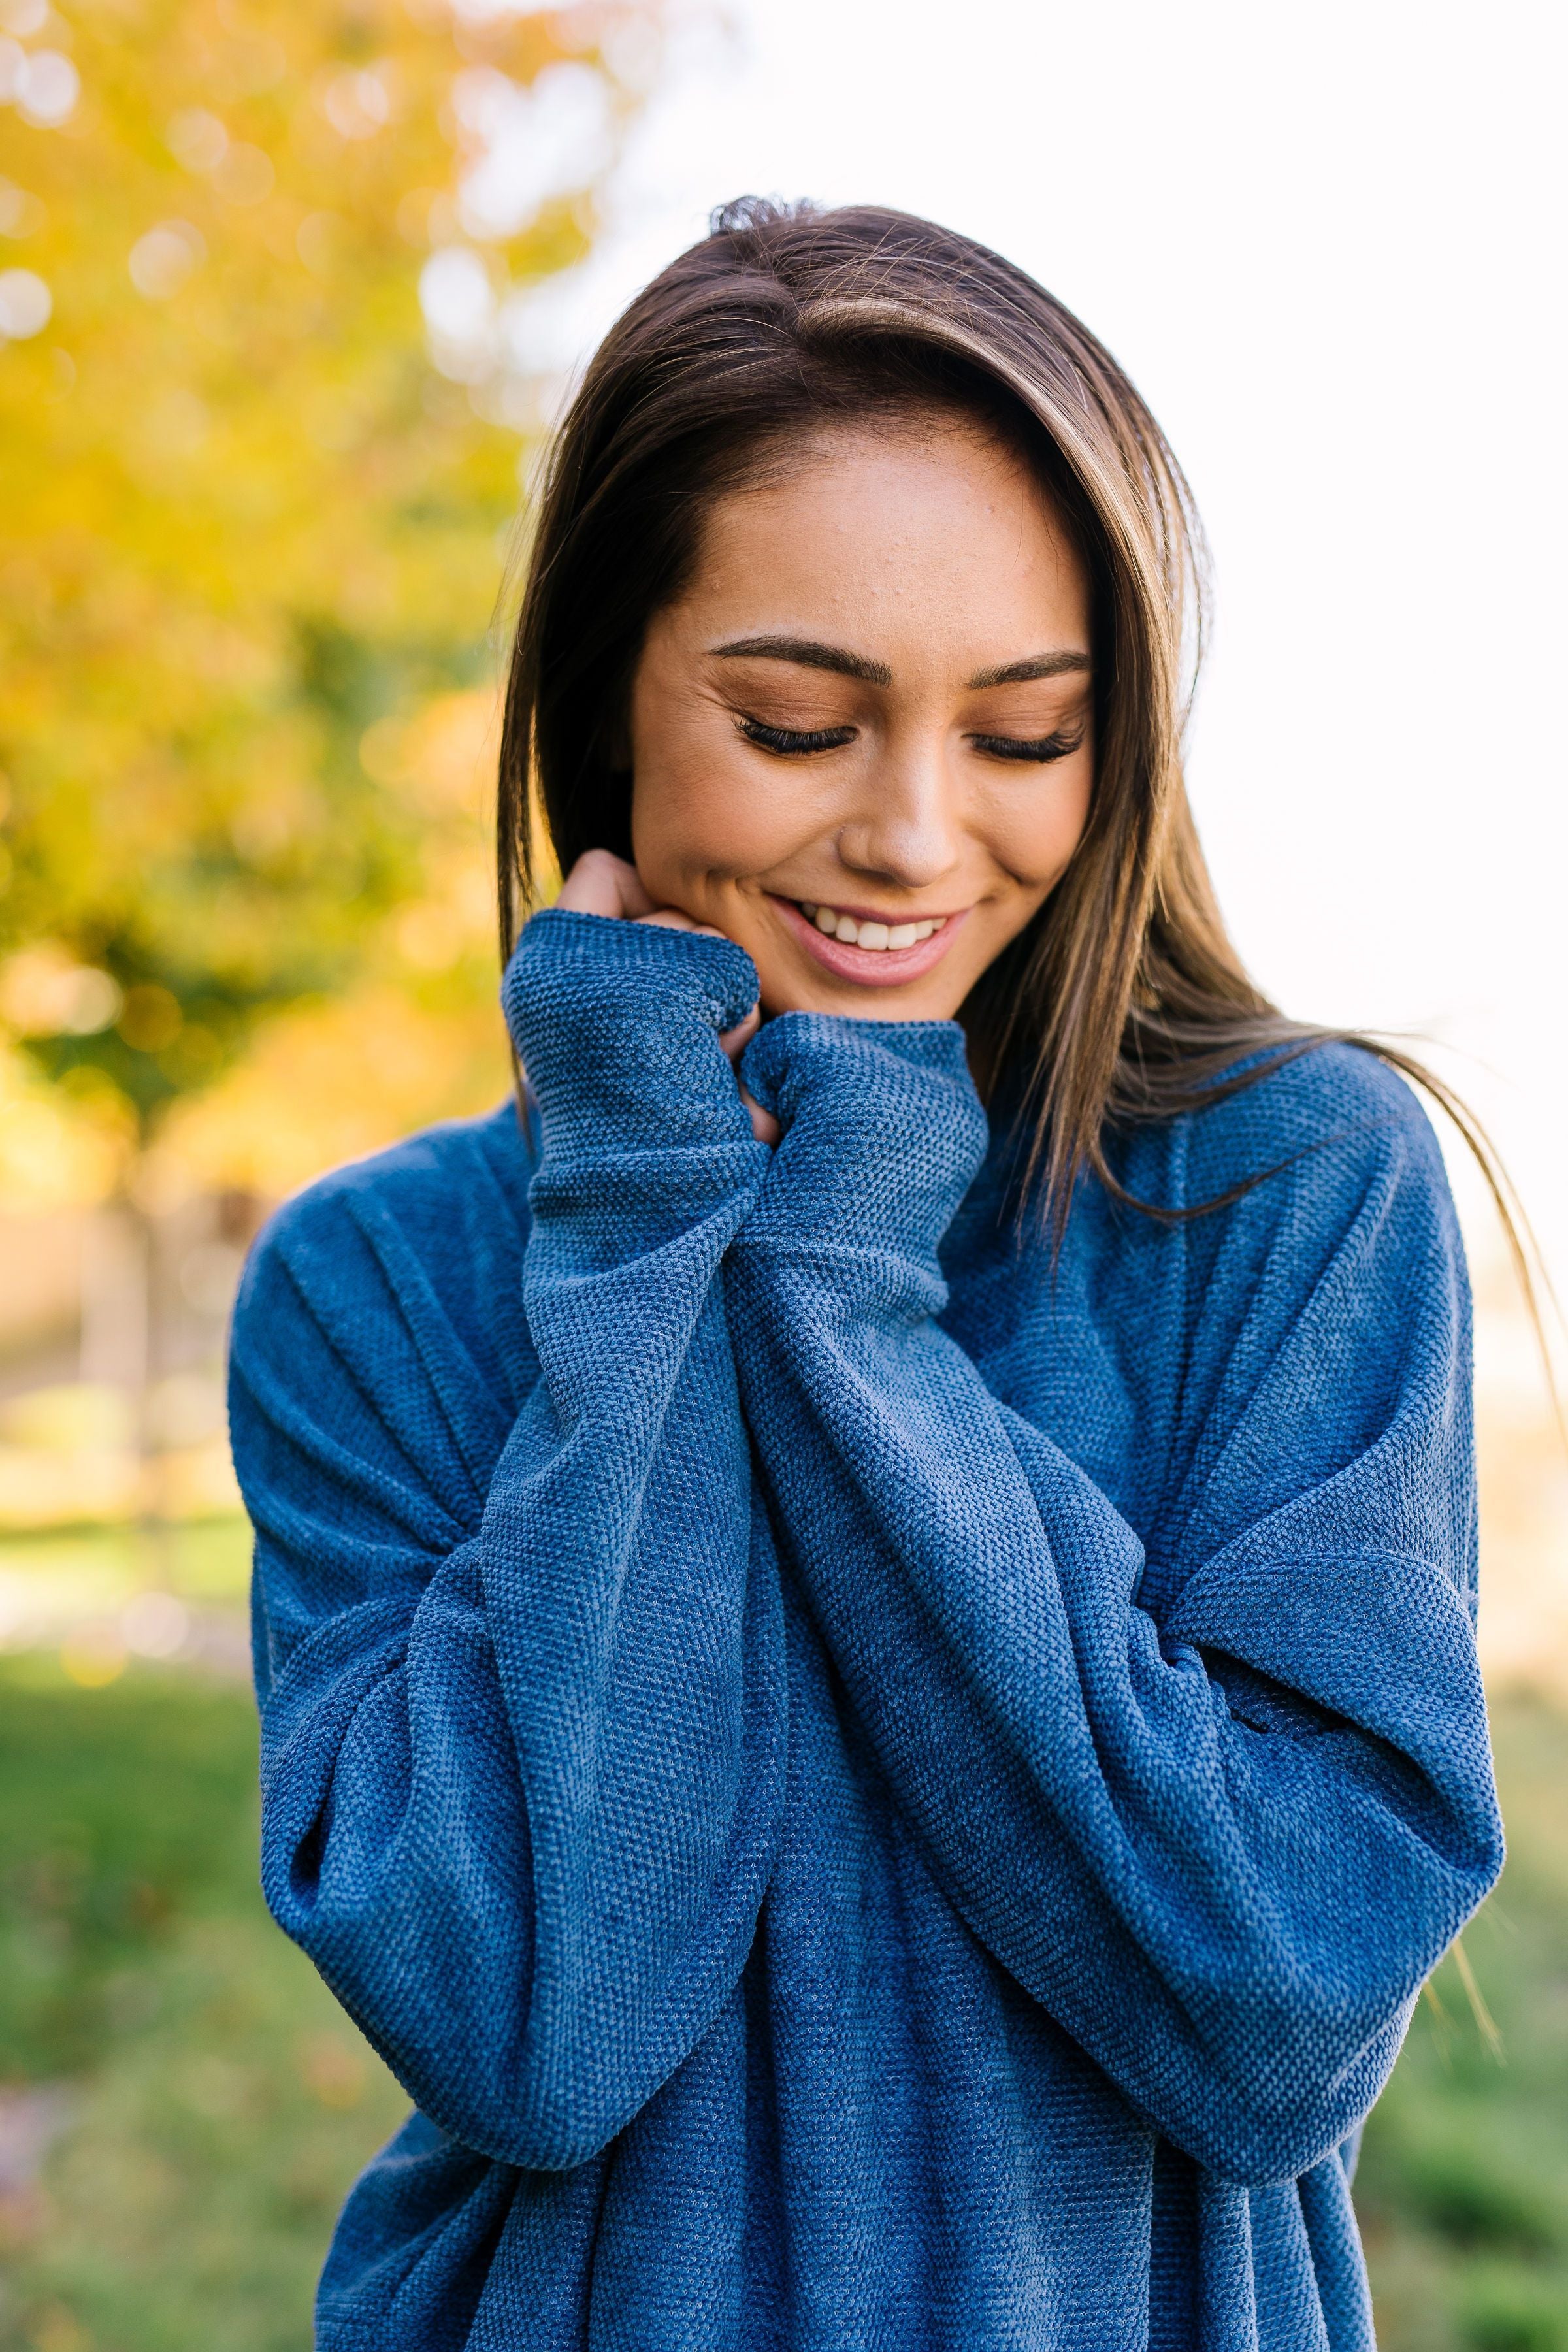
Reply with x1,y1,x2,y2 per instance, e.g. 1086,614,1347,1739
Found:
834,743,964,888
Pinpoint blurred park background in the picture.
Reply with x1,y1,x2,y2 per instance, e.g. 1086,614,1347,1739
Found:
0,0,1564,2345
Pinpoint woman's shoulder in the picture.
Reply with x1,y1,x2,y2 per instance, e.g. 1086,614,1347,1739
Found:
235,1102,536,1384
230,1105,537,1538
1125,1037,1454,1229
257,1101,531,1256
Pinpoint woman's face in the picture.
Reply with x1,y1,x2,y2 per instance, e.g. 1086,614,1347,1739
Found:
629,416,1095,1022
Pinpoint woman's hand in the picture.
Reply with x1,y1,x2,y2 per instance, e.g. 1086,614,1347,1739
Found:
554,851,779,1145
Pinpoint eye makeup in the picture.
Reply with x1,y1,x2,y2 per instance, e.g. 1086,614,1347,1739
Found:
737,717,858,756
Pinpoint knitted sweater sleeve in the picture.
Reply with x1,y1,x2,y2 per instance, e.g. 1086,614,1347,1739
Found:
229,911,783,2171
730,1012,1503,2189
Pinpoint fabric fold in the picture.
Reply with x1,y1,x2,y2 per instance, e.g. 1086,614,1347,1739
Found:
231,910,1501,2347
233,912,782,2174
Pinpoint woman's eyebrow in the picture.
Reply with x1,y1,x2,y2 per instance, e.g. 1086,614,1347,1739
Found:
711,635,893,686
967,650,1092,688
709,638,1091,691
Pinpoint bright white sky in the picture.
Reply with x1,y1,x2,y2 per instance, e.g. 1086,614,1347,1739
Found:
530,0,1567,1292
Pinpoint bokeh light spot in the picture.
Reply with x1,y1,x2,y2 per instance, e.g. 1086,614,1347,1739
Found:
0,177,46,237
0,947,121,1034
127,220,204,300
319,64,393,139
165,106,229,173
16,46,78,127
122,1591,189,1659
118,984,184,1054
0,263,50,338
212,141,274,207
60,1626,129,1688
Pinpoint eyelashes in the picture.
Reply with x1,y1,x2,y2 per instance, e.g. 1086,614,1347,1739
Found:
968,730,1086,765
738,718,857,756
736,716,1086,765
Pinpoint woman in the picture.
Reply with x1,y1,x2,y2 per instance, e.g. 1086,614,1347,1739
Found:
231,201,1503,2349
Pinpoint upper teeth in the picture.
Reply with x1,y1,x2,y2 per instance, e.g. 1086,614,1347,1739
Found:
799,902,946,951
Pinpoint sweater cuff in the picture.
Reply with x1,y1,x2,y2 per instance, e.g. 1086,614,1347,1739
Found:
738,1013,990,1257
503,908,761,1160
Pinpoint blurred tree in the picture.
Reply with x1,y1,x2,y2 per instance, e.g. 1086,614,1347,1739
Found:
0,0,646,1158
0,0,653,1521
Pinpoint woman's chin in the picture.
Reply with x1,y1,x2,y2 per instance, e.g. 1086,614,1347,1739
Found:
756,975,962,1024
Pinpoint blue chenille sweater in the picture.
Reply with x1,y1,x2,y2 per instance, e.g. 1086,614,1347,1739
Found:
229,908,1503,2351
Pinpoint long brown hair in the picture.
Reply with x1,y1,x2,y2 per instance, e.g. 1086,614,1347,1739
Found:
497,197,1548,1324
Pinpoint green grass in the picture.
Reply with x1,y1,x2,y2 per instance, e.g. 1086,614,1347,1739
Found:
0,1656,1564,2349
0,1655,406,2352
1356,1693,1568,2351
0,1656,260,2081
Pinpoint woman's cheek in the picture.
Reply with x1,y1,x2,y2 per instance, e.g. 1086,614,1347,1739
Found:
990,765,1092,893
630,731,730,900
636,748,804,904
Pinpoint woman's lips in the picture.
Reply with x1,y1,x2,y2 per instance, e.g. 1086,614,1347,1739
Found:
771,894,969,987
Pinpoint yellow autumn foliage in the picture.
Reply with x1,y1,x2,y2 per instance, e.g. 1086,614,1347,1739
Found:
0,0,644,1201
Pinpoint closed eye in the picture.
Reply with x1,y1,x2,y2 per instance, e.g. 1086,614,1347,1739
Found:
969,729,1086,764
738,717,857,757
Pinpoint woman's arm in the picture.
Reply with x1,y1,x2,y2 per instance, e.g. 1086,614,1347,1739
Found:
231,911,783,2171
727,1012,1503,2187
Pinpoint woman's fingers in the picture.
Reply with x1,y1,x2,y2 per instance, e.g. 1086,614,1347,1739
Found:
719,1004,760,1064
740,1087,782,1147
723,1009,780,1141
554,853,725,937
722,1012,779,1143
555,849,656,920
637,909,725,938
553,853,776,1134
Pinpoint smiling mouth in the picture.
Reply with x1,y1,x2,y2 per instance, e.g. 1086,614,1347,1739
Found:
771,894,968,987
798,900,951,951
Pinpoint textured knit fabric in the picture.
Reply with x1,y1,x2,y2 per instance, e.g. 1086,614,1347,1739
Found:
229,907,1503,2351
